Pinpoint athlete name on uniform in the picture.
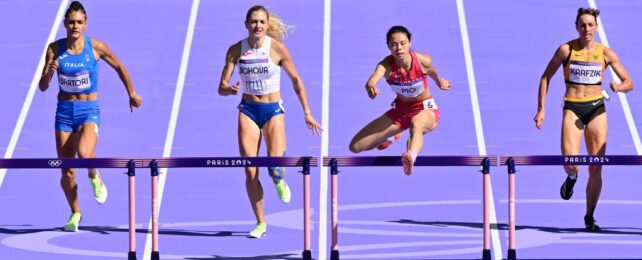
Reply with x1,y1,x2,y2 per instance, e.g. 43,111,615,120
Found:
391,78,424,98
58,71,91,92
569,61,602,84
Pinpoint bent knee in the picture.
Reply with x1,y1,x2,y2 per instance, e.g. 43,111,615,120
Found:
61,168,76,178
563,165,580,174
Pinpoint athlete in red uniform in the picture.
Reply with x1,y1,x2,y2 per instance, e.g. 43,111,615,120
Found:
349,25,451,175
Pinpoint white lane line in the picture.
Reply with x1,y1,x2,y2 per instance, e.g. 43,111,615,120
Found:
142,0,200,259
455,0,503,259
0,0,69,188
588,0,642,154
318,0,332,259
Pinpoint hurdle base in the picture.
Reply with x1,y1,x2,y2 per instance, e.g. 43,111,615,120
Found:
331,249,339,260
302,250,312,260
482,249,491,260
508,249,517,260
128,251,137,260
151,251,159,260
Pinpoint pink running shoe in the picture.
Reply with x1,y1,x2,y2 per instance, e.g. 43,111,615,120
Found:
377,134,401,150
402,152,415,176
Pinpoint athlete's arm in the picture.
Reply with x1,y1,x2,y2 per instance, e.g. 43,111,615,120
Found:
39,42,58,92
93,38,142,111
365,60,386,99
418,52,450,91
218,42,241,96
535,43,568,129
604,47,634,93
274,41,322,135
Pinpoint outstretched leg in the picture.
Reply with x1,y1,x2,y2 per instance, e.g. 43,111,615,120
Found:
349,114,402,153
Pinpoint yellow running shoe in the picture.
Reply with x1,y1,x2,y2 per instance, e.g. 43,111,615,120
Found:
248,222,267,238
64,212,81,232
275,180,291,204
90,170,108,204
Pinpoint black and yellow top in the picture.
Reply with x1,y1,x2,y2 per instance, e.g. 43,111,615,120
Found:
563,39,606,86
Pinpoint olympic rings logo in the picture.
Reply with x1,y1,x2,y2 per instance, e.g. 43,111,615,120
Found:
48,160,62,167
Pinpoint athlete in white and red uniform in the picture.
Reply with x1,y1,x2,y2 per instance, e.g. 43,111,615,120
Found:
349,25,451,175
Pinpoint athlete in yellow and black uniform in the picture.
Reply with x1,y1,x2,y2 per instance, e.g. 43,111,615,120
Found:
534,7,634,232
562,39,607,125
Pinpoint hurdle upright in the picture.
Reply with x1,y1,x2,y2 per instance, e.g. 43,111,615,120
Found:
145,156,318,260
0,158,142,259
323,155,498,260
500,155,642,260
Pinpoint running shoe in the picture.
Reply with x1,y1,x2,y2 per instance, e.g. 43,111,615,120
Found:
90,171,108,204
248,222,267,238
559,175,576,200
401,152,415,176
64,212,82,232
584,215,600,232
275,180,291,204
377,134,401,150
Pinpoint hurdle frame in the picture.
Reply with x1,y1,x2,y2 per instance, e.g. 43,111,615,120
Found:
146,156,318,260
323,155,497,260
500,155,642,260
0,158,140,259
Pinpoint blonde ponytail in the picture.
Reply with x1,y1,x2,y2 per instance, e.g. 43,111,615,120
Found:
245,5,294,42
267,13,293,41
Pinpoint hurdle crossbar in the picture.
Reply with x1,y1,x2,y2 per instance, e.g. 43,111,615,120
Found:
500,155,642,166
323,155,497,260
500,155,642,260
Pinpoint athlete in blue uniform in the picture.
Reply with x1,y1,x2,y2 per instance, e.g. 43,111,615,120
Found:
38,1,143,232
218,5,322,238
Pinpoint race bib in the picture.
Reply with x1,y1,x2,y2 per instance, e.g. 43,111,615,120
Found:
569,61,602,84
58,71,91,92
423,98,438,109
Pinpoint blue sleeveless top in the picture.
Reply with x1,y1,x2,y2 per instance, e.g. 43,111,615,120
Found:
55,37,99,94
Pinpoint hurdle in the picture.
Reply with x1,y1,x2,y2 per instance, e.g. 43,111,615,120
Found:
500,155,642,260
323,155,498,260
143,156,318,260
0,158,140,259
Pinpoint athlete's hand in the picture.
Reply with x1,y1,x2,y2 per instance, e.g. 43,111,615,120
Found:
438,78,451,90
367,86,380,99
227,81,240,95
610,81,622,93
304,113,323,135
46,59,59,76
534,111,545,129
129,92,143,112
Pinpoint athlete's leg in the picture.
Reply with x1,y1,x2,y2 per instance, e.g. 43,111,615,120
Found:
560,110,583,199
56,130,79,213
402,110,437,175
238,113,265,227
349,114,403,153
583,109,606,231
76,122,106,204
263,114,291,203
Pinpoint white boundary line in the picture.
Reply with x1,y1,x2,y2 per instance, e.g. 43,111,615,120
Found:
142,0,200,259
0,0,69,188
588,0,642,155
455,1,503,259
318,0,332,259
